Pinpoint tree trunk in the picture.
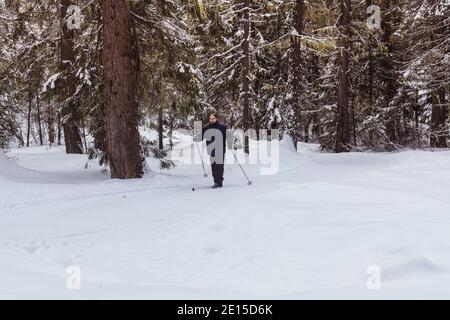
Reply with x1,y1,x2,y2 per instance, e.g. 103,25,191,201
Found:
242,0,251,154
380,0,399,145
158,105,164,150
429,13,448,149
81,116,88,154
414,89,420,148
335,0,351,153
57,111,62,145
291,0,305,148
36,90,43,146
60,0,83,154
367,0,374,146
169,103,174,150
47,106,55,145
430,88,448,148
103,0,143,179
367,0,374,107
26,91,32,147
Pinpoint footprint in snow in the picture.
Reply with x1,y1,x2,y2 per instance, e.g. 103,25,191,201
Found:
203,246,224,254
210,224,227,232
24,244,39,254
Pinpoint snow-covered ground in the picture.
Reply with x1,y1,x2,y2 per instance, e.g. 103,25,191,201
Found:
1,137,450,299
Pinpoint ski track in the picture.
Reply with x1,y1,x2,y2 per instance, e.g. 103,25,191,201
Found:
1,142,450,299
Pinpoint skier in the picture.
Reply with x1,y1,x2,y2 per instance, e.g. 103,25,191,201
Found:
195,112,228,188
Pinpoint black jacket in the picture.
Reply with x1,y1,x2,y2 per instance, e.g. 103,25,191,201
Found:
202,122,228,157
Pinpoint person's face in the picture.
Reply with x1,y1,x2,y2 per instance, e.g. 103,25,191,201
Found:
209,115,217,124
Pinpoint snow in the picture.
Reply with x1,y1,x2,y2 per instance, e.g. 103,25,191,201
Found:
42,73,60,92
1,140,450,299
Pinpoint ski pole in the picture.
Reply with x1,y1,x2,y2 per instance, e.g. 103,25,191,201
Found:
231,150,253,185
195,141,208,178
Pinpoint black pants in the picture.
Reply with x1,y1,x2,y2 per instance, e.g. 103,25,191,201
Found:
211,161,224,186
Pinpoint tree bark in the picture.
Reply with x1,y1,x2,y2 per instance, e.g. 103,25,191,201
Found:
429,12,448,149
366,0,374,107
291,0,305,148
36,90,43,146
335,0,351,153
60,0,83,154
242,0,251,154
367,0,374,146
81,116,88,154
380,0,400,145
47,105,55,145
430,88,448,148
158,105,164,150
26,91,32,147
57,111,62,145
169,104,174,150
102,0,143,179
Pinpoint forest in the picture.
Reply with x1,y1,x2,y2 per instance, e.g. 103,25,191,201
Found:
1,1,450,300
0,0,449,179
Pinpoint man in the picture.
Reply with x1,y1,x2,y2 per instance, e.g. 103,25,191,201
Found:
198,112,228,188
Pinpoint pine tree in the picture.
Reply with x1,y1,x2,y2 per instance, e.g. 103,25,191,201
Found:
403,0,449,148
60,0,84,154
1,0,448,158
102,0,143,179
290,0,306,148
335,0,351,153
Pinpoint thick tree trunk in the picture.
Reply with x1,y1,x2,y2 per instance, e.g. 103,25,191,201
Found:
242,0,251,154
430,88,448,148
335,0,351,153
60,0,83,154
102,0,143,179
291,0,305,148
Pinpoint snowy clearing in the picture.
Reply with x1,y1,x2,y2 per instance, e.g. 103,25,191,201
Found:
1,140,450,299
